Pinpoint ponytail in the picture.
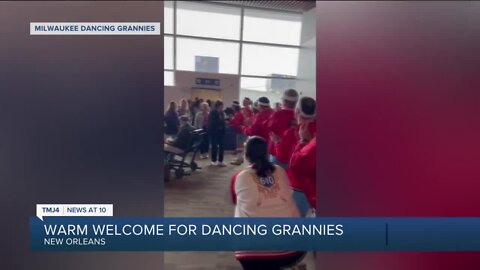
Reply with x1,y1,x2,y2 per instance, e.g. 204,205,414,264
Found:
251,156,275,178
245,136,275,178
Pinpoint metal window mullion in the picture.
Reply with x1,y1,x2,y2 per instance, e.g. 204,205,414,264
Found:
173,0,177,71
172,33,300,49
240,74,297,80
238,6,244,76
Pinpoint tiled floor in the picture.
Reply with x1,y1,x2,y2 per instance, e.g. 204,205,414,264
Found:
164,153,315,270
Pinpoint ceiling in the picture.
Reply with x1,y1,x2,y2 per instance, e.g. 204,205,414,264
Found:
209,1,316,12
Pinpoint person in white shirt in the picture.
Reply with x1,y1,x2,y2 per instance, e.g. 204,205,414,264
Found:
230,136,304,270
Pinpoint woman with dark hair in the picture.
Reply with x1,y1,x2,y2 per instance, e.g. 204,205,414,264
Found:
230,137,304,270
165,101,179,136
208,100,226,166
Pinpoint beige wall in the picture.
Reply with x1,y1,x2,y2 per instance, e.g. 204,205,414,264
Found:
164,71,240,109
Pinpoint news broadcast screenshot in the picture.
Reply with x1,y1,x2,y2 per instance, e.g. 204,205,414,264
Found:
1,1,480,270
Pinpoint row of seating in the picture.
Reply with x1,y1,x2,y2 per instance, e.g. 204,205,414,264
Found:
165,129,207,179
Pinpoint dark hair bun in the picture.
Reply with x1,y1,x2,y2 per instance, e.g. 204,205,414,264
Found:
245,136,275,177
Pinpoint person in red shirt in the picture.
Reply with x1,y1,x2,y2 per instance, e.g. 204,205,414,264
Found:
270,97,316,216
265,89,299,168
230,98,254,165
289,130,316,216
230,101,246,165
270,96,316,168
241,97,253,119
241,97,273,141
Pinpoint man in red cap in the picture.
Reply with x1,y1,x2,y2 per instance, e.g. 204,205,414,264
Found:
241,96,273,140
265,89,299,168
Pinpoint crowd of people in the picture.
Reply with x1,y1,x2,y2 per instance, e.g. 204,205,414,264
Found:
164,89,316,270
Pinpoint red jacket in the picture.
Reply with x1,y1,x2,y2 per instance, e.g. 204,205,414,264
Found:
264,109,296,157
242,108,273,140
272,121,316,165
229,111,245,133
288,137,316,208
241,107,253,119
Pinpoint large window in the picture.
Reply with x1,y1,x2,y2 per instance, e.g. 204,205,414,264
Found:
176,1,241,40
240,77,296,93
176,37,240,74
243,9,302,46
164,1,174,34
241,44,299,77
164,1,304,97
164,36,174,70
164,71,174,86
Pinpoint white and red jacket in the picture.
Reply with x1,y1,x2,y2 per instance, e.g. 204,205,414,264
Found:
230,166,299,260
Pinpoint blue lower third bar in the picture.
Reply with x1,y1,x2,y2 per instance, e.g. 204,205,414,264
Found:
29,217,480,251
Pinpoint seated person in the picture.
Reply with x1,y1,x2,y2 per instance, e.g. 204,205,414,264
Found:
230,136,304,270
164,115,194,156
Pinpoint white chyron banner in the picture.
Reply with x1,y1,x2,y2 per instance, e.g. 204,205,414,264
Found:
30,22,161,35
36,204,113,221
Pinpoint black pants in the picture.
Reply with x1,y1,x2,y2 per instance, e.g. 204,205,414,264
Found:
200,130,209,154
239,252,305,270
210,132,224,162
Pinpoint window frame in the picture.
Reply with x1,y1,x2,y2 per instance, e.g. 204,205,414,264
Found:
164,1,304,91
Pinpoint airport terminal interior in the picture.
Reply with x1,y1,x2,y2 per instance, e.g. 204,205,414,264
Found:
163,1,316,269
